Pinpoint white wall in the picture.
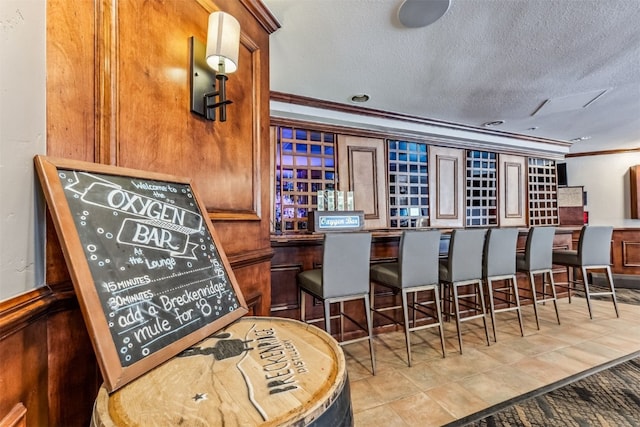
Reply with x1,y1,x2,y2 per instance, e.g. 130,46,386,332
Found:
565,152,640,228
0,1,46,301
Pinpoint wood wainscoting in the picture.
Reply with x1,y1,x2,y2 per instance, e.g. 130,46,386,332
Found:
0,251,273,426
0,286,100,427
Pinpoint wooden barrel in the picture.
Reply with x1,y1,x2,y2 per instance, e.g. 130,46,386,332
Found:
91,316,351,427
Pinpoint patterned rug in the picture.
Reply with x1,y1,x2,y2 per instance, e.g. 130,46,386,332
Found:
458,288,640,427
465,357,640,426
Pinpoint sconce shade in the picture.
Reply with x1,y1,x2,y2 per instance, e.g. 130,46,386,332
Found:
206,11,240,74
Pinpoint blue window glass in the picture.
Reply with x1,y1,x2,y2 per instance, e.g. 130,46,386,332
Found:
282,142,293,153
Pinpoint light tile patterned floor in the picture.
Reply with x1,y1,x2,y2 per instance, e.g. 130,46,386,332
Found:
344,296,640,426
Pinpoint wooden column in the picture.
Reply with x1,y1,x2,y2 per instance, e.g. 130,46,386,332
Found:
630,165,640,219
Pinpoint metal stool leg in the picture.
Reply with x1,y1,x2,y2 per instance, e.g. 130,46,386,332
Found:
486,278,498,342
363,295,376,375
300,289,306,322
529,272,541,330
401,289,412,367
324,300,332,335
512,277,525,337
606,266,620,318
477,281,491,346
581,266,594,319
452,284,463,354
433,286,446,358
547,270,561,325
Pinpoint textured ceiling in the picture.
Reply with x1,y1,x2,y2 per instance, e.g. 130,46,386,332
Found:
264,0,640,153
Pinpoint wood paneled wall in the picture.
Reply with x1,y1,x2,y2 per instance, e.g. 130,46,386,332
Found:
0,1,277,425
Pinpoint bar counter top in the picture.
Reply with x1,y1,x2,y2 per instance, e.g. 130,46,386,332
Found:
270,227,576,245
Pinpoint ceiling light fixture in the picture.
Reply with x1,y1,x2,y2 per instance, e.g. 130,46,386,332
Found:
351,94,370,103
482,120,505,127
398,0,451,28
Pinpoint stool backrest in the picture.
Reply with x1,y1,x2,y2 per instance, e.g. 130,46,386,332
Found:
322,232,372,298
523,226,556,271
446,229,487,282
578,226,613,265
399,229,441,287
483,228,518,277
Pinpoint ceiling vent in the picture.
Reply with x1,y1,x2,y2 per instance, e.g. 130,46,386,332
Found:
532,89,609,116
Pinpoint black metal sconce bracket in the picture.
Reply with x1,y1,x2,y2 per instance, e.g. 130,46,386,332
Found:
189,37,232,122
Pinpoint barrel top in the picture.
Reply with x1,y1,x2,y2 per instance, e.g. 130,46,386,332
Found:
94,317,346,427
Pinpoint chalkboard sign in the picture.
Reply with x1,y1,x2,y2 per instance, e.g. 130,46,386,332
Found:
34,155,248,392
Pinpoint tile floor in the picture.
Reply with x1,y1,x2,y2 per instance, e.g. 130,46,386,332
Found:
343,296,640,426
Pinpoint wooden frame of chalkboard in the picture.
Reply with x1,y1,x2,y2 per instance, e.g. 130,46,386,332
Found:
34,155,248,392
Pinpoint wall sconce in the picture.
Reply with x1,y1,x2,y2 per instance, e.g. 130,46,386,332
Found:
190,11,240,122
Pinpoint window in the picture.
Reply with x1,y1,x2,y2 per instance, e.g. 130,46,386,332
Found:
527,157,559,226
466,150,497,227
387,140,429,228
272,123,561,232
274,126,336,232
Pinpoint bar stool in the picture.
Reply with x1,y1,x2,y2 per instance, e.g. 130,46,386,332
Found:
370,230,446,366
439,228,490,354
297,232,376,375
483,228,524,342
552,225,619,319
516,226,561,330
